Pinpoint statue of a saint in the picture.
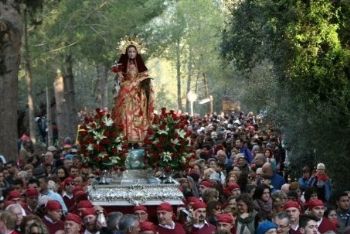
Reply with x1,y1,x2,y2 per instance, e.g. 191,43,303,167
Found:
112,44,154,143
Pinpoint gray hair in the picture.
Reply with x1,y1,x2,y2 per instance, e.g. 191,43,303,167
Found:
274,212,290,224
107,212,123,231
118,214,138,233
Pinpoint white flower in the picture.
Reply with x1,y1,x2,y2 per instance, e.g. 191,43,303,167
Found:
171,138,179,145
87,144,94,151
103,116,114,127
161,152,172,162
93,130,106,143
176,129,186,138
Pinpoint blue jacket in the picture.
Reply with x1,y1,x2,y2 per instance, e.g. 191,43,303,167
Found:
271,173,285,190
240,147,253,163
308,175,332,202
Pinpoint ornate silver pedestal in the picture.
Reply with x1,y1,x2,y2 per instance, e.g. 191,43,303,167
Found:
88,148,184,206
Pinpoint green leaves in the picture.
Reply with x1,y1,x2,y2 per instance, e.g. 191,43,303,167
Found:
223,0,350,190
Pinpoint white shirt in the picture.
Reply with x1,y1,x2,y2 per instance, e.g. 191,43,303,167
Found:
193,220,209,229
159,221,176,230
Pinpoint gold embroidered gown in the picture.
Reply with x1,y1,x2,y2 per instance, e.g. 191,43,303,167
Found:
112,62,154,143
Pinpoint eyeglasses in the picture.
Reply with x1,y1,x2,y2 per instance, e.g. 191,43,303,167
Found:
277,224,289,229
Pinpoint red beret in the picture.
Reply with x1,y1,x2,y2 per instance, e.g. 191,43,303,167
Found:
226,182,240,190
134,205,147,213
216,213,234,224
192,200,207,210
63,177,74,187
72,185,84,195
74,191,88,202
223,182,240,196
82,208,96,217
157,202,173,213
25,188,39,198
140,221,156,232
186,197,201,206
46,200,62,211
283,200,301,211
77,200,94,209
307,199,324,209
200,180,215,188
65,213,82,225
7,190,21,200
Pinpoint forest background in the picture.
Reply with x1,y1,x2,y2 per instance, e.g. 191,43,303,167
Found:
1,0,350,193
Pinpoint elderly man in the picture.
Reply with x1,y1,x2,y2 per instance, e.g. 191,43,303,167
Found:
273,212,291,234
216,213,235,233
189,200,216,234
118,214,140,234
156,202,185,234
0,211,19,234
5,204,23,232
307,163,332,203
64,213,83,234
133,205,149,223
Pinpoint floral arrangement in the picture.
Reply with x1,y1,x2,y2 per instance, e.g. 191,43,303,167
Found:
144,108,194,171
77,108,128,169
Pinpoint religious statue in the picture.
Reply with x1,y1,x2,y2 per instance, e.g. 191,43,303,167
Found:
112,39,154,143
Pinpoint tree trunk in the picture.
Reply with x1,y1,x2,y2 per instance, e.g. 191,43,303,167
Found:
176,38,183,111
23,7,36,144
46,87,53,146
185,47,192,113
202,73,211,114
54,69,69,144
62,54,76,142
0,1,23,161
95,63,109,108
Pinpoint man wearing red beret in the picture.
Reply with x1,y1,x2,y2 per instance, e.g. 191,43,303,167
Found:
224,183,241,198
134,205,149,223
307,199,336,233
188,200,216,234
6,190,22,204
156,202,185,234
82,208,99,234
43,200,64,234
199,180,215,194
61,177,75,212
76,200,94,217
24,187,39,215
216,213,235,233
64,213,82,234
284,200,301,234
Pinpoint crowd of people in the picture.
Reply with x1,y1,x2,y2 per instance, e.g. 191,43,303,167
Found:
0,111,348,234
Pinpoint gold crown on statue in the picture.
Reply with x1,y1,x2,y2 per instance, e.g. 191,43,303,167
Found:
118,35,145,54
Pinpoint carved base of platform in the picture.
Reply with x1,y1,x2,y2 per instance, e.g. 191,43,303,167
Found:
88,148,184,206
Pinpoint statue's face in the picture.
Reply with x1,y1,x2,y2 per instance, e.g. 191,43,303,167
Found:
128,46,137,59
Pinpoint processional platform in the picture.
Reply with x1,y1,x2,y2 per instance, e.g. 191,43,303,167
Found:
88,149,184,206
